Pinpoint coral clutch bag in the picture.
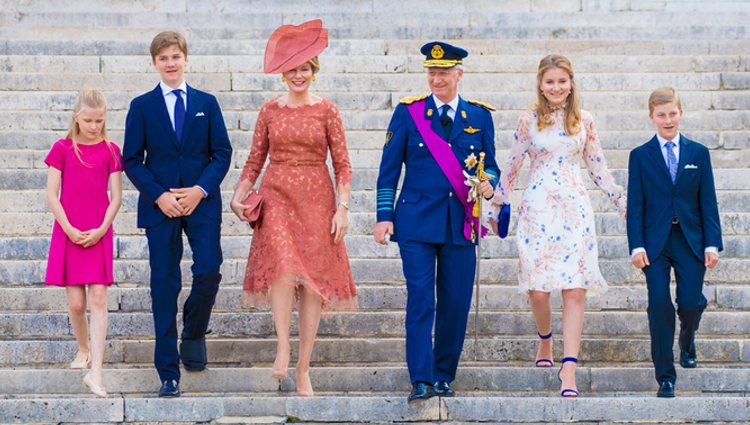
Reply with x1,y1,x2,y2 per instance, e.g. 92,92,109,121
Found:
241,191,264,229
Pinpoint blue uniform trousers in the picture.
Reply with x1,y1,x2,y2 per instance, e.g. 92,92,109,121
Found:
643,223,707,384
398,218,476,384
145,214,222,382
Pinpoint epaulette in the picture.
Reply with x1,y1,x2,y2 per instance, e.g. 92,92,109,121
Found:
399,94,429,105
468,99,496,111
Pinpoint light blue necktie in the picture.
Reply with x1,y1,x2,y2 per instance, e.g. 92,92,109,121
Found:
665,141,677,184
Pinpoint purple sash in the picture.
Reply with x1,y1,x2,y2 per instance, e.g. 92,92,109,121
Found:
406,101,487,241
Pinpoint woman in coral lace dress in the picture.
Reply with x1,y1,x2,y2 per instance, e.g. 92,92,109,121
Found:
230,20,356,396
489,55,626,398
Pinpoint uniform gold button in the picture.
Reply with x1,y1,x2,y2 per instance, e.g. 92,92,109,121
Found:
449,192,453,197
470,145,475,149
448,143,452,147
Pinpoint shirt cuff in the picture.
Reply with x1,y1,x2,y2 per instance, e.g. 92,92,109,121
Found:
195,185,208,198
631,247,646,258
705,246,719,255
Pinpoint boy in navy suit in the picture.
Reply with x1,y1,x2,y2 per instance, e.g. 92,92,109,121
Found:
123,31,232,397
626,87,722,398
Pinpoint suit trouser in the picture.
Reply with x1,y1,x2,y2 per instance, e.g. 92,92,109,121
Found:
398,220,476,384
643,223,706,384
146,214,223,382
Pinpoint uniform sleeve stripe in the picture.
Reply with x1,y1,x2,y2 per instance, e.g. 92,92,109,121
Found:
377,207,393,211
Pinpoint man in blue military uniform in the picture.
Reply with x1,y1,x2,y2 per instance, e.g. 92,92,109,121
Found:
373,41,500,403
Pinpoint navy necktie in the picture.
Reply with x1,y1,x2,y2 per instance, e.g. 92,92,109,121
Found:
172,89,185,143
440,104,453,139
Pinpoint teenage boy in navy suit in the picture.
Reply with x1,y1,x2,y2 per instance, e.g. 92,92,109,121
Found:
123,31,232,397
626,87,722,398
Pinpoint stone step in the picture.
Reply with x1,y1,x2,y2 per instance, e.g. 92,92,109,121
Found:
1,257,748,285
6,210,748,239
4,88,750,115
3,310,750,338
2,232,749,264
5,157,750,191
2,22,749,42
2,72,739,96
5,282,750,313
2,104,749,133
2,8,749,28
2,393,749,424
2,336,747,367
2,0,749,14
3,54,749,75
0,128,738,151
2,366,750,395
4,38,750,57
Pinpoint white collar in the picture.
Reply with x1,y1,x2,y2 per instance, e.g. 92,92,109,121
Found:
432,94,459,112
656,133,680,149
160,80,187,96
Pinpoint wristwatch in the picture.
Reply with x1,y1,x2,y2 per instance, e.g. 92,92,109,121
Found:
337,201,350,210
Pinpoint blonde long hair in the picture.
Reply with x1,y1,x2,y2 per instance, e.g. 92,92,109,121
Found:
534,54,581,136
65,90,117,166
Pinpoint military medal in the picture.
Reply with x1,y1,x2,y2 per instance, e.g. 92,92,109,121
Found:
464,152,478,170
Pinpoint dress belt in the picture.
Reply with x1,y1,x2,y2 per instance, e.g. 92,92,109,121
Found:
269,158,326,166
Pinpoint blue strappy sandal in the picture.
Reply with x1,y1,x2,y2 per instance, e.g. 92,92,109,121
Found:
534,331,554,367
557,357,579,397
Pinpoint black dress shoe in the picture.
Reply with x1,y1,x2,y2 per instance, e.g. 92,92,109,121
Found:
180,337,207,371
680,351,698,369
657,381,675,398
434,380,455,397
408,382,435,403
159,379,180,398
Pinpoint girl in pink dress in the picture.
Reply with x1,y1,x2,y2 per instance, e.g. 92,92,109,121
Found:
45,90,123,397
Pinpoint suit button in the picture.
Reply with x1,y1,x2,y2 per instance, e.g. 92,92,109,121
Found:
448,143,452,147
418,143,424,147
449,192,453,197
470,145,475,149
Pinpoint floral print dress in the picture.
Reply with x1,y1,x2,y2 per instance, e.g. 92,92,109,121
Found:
491,108,626,296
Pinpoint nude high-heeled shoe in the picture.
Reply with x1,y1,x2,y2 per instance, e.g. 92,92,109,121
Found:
70,350,90,369
83,372,108,398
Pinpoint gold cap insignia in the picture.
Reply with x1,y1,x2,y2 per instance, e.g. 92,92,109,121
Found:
464,126,481,134
427,108,433,117
464,152,478,170
431,44,445,59
461,110,467,119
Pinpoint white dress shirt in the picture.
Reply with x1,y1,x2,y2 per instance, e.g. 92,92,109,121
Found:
432,94,459,121
159,80,187,132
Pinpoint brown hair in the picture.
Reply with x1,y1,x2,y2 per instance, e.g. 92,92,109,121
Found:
150,31,188,59
65,90,118,166
648,86,682,115
534,54,581,136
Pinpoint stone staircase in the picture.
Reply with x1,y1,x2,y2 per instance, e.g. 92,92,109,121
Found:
1,1,749,423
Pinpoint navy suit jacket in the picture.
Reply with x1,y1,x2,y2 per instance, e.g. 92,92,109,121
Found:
376,95,500,246
626,134,722,261
123,84,232,228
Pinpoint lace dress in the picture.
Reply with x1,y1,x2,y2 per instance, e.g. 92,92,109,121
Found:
239,98,357,310
491,109,626,296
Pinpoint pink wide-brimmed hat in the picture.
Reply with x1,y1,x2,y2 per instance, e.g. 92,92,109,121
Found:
263,19,329,74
